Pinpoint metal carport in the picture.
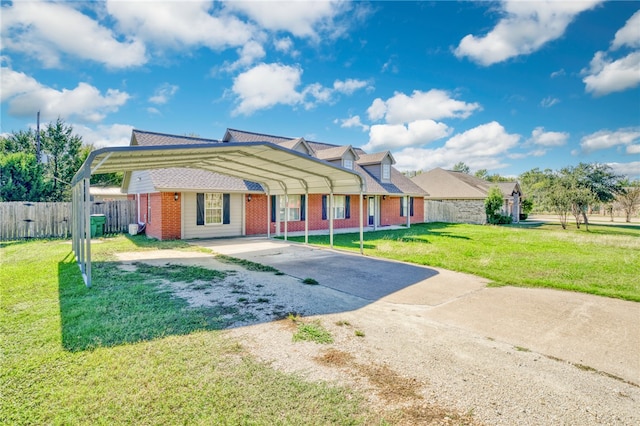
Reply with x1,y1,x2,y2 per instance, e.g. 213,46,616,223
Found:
71,142,366,287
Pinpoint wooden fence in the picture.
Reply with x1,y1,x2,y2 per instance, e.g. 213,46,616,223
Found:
0,200,137,240
424,200,459,223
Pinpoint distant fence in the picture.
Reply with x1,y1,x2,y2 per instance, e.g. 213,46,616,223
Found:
0,200,137,241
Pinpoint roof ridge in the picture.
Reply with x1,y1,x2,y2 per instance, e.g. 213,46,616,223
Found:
226,128,294,141
133,129,219,143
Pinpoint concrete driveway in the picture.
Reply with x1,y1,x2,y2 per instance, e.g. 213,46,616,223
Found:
195,237,640,385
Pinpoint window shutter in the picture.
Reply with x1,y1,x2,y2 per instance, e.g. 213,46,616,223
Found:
300,194,306,221
322,195,327,220
400,197,405,217
196,193,204,226
345,195,351,219
270,195,276,222
410,197,414,217
223,193,230,224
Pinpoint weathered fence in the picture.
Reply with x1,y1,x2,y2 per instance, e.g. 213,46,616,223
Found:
0,200,137,240
424,200,458,223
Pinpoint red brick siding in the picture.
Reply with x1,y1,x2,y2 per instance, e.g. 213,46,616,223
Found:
245,194,268,235
143,192,181,240
380,196,424,226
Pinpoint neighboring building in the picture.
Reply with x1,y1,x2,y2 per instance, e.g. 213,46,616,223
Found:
122,129,426,240
411,167,522,224
90,186,129,202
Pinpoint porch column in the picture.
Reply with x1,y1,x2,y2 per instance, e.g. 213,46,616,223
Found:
406,196,411,228
284,192,289,241
266,192,271,238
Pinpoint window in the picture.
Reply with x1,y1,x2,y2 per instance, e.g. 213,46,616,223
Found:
333,195,345,219
279,195,301,221
400,197,414,217
343,159,353,169
382,164,391,180
205,193,223,224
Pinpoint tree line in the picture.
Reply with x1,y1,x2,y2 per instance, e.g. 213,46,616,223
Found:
1,119,121,202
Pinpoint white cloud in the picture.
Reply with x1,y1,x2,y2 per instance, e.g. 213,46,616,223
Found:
231,62,369,115
454,0,601,66
393,122,520,172
336,115,369,132
530,127,569,147
107,0,254,51
225,0,349,40
363,121,451,152
582,51,640,96
611,10,640,50
582,11,640,96
1,1,146,68
147,107,161,116
550,69,566,78
274,37,294,53
366,89,480,124
231,63,304,115
149,83,179,105
73,123,134,148
607,161,640,179
579,128,640,153
1,67,129,123
627,145,640,155
540,96,560,108
333,78,372,94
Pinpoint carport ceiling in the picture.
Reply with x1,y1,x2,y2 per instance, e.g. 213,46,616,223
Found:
73,142,365,195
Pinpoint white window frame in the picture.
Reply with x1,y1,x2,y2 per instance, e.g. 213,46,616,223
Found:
333,195,345,219
382,164,391,180
205,193,223,225
280,195,301,221
401,197,408,217
343,159,353,170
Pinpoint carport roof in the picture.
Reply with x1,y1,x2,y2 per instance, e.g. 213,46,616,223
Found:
72,141,365,195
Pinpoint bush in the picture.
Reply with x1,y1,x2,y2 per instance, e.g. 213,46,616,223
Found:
488,214,513,225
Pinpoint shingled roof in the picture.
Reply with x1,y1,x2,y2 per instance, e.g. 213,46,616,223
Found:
132,129,220,146
412,168,519,199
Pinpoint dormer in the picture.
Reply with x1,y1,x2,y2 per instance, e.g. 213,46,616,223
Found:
315,145,360,169
357,151,396,183
278,137,315,156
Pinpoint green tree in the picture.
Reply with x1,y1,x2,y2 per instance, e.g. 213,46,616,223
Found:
484,186,505,224
519,168,554,212
452,162,470,174
41,118,84,201
0,152,47,201
474,169,489,180
545,178,573,229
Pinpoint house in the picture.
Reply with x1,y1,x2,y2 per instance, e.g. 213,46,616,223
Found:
122,129,426,240
411,167,522,224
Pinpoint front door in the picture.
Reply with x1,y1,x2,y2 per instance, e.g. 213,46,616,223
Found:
368,197,375,226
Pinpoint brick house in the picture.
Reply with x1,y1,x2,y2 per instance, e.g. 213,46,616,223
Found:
122,129,426,240
411,167,522,224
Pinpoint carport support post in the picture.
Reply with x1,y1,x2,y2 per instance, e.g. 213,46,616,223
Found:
83,176,92,287
284,191,288,241
329,192,334,248
304,189,309,244
359,192,364,255
266,191,271,238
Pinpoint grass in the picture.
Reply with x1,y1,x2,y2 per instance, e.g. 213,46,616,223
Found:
289,315,334,344
215,253,281,274
0,235,378,425
289,222,640,302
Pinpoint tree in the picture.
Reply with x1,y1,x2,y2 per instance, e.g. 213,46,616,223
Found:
0,152,47,201
474,169,489,180
41,118,84,201
452,162,470,174
484,186,506,224
616,182,640,222
519,168,554,212
546,178,572,229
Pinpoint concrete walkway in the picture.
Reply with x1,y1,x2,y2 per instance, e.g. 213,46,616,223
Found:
195,236,640,384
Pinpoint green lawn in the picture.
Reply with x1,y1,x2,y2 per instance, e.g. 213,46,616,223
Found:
291,222,640,302
0,236,376,425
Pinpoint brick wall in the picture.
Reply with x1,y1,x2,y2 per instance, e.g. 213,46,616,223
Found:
143,192,182,240
245,194,423,235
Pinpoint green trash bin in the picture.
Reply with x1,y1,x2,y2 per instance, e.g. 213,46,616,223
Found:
90,214,106,237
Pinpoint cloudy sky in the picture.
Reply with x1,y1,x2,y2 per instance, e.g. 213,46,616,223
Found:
1,0,639,179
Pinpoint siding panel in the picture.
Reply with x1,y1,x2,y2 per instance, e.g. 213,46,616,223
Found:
182,192,242,238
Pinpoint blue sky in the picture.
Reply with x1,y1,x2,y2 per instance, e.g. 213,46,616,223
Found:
2,0,639,179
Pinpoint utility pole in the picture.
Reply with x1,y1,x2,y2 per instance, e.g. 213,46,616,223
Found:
36,111,41,162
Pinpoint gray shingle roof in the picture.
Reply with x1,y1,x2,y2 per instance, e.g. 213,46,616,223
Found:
133,129,220,146
412,168,518,199
315,145,355,161
357,152,395,165
149,168,263,192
